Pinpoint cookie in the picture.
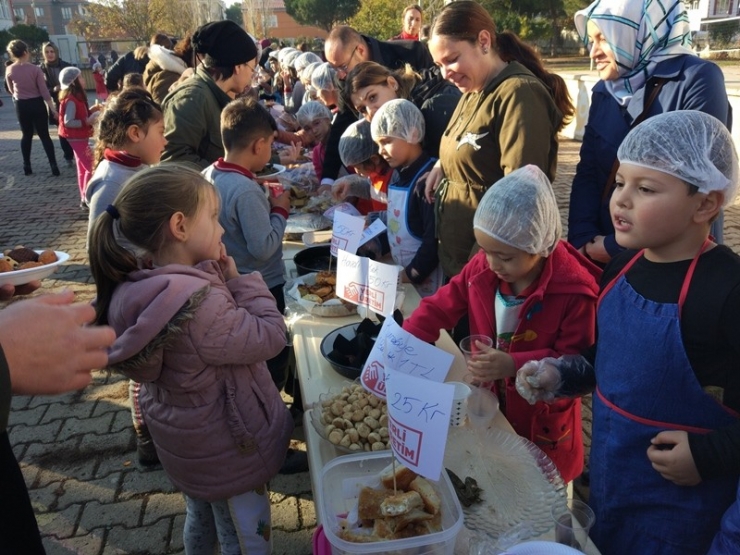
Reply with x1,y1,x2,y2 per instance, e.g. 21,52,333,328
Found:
7,247,39,263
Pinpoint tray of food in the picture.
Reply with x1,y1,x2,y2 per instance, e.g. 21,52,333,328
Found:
0,247,69,286
255,163,285,178
286,271,357,317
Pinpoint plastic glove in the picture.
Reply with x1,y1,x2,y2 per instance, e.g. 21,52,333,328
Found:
515,357,563,405
332,174,370,201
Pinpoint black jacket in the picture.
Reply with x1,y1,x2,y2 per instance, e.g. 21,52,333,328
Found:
105,51,149,91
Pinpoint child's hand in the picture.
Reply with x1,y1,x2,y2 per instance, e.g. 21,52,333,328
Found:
279,141,302,164
647,430,702,486
218,243,239,280
515,358,563,404
269,189,291,212
466,346,516,381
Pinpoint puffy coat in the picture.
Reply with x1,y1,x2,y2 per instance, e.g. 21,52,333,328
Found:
107,262,292,501
143,44,187,105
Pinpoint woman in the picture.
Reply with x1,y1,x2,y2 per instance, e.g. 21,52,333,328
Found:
5,40,60,176
143,35,189,105
391,5,423,41
344,60,460,158
424,0,573,278
39,41,74,166
568,0,730,264
160,20,259,168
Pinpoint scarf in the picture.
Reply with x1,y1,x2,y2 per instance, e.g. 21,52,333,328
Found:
575,0,694,106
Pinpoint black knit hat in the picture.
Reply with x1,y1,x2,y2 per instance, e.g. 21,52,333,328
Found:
192,20,257,67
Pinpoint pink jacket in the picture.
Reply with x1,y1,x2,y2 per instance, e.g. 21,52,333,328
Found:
107,261,292,501
403,241,601,482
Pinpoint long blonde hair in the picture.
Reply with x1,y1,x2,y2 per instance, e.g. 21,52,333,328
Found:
89,164,215,325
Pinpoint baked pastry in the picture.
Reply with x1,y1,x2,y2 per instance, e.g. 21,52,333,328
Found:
6,247,38,263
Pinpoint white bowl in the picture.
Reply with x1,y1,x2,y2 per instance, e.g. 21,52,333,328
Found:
0,250,70,286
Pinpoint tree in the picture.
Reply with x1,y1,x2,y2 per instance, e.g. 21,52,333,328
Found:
348,0,402,41
0,24,50,54
284,0,360,32
225,4,244,25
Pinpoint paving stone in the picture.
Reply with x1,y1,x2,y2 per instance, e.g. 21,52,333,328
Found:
272,496,300,531
9,420,63,444
43,532,105,555
103,518,172,555
41,401,96,424
297,494,317,528
56,475,119,510
36,503,82,539
80,499,143,532
271,528,314,555
143,492,187,525
170,514,186,551
28,480,63,511
109,408,135,434
118,466,177,499
57,413,116,441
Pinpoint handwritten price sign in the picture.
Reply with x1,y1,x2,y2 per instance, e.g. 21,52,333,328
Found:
336,250,398,316
385,371,454,480
331,211,364,256
361,318,454,397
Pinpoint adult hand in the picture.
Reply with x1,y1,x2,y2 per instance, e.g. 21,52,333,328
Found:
269,188,292,212
0,280,41,301
584,236,611,264
647,430,702,486
466,346,516,381
218,243,239,281
0,290,115,396
421,162,444,203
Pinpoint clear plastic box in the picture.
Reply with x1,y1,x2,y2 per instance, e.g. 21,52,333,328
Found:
318,451,464,555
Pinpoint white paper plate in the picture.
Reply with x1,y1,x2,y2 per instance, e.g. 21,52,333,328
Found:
286,272,357,318
302,230,333,246
443,427,566,538
502,541,582,554
0,250,70,286
255,163,286,179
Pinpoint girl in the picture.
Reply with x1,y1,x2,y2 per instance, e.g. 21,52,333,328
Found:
58,67,101,207
91,62,108,103
89,164,293,554
296,101,333,180
403,165,601,484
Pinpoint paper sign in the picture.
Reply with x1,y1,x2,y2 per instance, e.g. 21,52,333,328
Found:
359,218,387,247
361,318,455,398
385,371,454,480
336,250,398,316
331,211,365,256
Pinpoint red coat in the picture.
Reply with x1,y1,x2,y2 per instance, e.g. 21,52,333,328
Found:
403,241,601,482
58,94,93,140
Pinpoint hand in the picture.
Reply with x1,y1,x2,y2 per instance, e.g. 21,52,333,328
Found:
332,178,353,201
647,430,702,486
584,236,611,264
466,345,516,381
269,188,291,212
421,162,444,203
316,184,333,196
0,290,115,396
0,280,41,301
515,358,563,404
218,243,239,280
279,141,302,165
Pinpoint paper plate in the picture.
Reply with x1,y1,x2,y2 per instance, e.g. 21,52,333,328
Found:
286,273,357,318
255,163,286,179
502,541,583,554
443,427,566,538
0,250,70,286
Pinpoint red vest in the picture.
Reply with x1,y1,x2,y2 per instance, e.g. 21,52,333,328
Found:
58,94,92,140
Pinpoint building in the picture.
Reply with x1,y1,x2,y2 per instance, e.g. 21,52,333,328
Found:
10,0,89,35
689,0,740,18
0,0,12,30
242,0,327,42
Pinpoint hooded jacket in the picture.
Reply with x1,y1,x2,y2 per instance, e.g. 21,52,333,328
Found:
403,241,601,482
106,261,292,501
143,44,187,105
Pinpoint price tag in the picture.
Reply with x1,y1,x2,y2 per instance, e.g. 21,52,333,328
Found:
336,250,398,316
385,371,454,480
358,218,387,247
360,318,454,398
331,211,364,256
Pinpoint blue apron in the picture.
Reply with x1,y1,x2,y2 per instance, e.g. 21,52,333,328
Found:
590,241,738,555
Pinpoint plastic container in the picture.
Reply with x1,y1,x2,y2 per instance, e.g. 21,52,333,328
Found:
318,451,464,555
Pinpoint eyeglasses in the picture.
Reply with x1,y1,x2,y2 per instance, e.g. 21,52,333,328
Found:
332,46,358,75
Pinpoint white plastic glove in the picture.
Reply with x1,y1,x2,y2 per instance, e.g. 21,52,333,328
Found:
332,174,371,201
515,357,563,405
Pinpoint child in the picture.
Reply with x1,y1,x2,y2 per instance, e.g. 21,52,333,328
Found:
122,72,145,90
86,89,166,243
516,111,740,555
91,62,108,102
337,119,393,214
58,67,102,208
403,164,601,483
370,98,442,296
89,164,293,554
296,100,332,180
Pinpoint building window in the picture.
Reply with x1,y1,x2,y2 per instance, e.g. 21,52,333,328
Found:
78,5,88,16
34,7,44,17
14,7,24,19
62,7,73,19
263,14,277,28
714,0,730,14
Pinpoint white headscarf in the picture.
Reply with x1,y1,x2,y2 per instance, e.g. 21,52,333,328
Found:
575,0,694,106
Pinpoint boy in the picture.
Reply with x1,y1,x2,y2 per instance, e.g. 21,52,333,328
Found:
370,99,442,297
517,111,740,555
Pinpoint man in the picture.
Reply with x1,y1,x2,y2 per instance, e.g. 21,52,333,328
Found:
321,25,433,188
391,5,423,41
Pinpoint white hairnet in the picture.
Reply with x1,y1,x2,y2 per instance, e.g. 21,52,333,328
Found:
473,165,561,256
370,99,424,144
311,62,337,91
296,101,332,126
294,52,322,73
618,111,739,206
301,61,322,83
276,47,296,64
283,50,302,69
339,120,376,167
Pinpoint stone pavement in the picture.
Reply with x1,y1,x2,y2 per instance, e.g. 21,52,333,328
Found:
2,88,740,555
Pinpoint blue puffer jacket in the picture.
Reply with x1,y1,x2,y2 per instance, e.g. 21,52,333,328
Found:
567,55,731,256
708,481,740,555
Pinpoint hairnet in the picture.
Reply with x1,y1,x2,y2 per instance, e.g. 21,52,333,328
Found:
370,99,424,144
301,61,322,83
339,120,376,167
276,47,296,64
473,165,561,256
294,52,322,73
283,50,301,69
296,101,332,126
618,111,739,206
311,62,337,91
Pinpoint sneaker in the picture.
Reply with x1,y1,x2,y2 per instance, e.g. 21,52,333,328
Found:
64,158,74,167
79,201,89,211
137,437,160,466
279,448,308,474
